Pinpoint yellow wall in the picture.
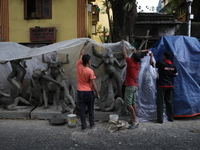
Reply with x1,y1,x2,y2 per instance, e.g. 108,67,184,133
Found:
91,0,111,43
93,0,110,30
9,0,77,43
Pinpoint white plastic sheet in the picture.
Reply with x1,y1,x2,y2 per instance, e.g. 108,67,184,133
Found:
136,53,167,122
0,39,164,122
0,38,132,99
136,53,158,121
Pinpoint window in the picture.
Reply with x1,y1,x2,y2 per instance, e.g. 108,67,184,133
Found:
24,0,52,19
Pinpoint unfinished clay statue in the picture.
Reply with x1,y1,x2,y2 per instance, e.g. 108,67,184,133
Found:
92,46,125,102
47,77,76,113
98,78,126,114
42,52,69,107
0,82,30,110
0,58,31,95
30,69,63,108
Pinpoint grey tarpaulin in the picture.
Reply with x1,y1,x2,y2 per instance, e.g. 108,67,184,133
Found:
0,38,162,122
0,38,132,100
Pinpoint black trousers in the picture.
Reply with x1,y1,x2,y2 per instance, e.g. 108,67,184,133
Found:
157,87,174,123
78,91,95,130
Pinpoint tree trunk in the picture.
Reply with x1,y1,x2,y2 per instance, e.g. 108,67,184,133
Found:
105,0,113,43
109,0,137,44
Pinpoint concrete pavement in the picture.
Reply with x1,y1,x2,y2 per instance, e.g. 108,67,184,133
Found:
0,115,200,150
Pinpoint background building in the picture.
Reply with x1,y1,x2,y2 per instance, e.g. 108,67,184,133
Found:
0,0,100,47
159,0,200,39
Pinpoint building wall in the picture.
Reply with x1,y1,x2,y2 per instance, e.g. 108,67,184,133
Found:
91,0,111,43
9,0,77,43
0,0,9,41
77,0,87,38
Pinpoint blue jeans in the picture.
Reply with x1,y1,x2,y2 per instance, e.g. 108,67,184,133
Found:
77,91,95,130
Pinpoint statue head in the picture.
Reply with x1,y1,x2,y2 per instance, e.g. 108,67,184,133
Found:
50,51,58,63
104,47,113,58
32,69,43,83
32,74,39,84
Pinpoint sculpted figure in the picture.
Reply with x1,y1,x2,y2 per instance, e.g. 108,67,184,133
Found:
0,82,30,110
47,78,76,113
92,46,125,102
30,69,63,108
60,78,76,114
42,52,69,106
0,58,31,95
98,79,126,114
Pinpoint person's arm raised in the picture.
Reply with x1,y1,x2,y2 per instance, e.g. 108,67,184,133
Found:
122,40,128,58
78,40,90,60
149,53,154,66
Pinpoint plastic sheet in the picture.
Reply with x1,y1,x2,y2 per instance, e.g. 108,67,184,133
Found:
0,38,133,100
136,53,158,121
150,36,200,117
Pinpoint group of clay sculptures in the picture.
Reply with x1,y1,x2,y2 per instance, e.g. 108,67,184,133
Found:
0,51,75,114
0,43,129,115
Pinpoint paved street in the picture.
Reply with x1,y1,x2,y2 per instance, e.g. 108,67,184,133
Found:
0,116,200,150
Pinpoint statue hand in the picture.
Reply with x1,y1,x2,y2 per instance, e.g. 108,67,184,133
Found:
59,83,64,87
96,93,100,100
24,64,27,68
85,40,90,45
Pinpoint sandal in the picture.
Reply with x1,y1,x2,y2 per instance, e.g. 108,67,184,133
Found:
82,129,86,132
90,124,96,129
128,122,139,129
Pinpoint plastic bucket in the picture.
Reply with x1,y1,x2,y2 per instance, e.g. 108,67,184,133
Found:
67,114,76,127
109,114,119,121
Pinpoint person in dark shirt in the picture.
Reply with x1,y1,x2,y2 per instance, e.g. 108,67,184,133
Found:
150,51,178,123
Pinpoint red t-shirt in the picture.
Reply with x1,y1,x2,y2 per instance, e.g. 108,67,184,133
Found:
76,60,96,91
124,57,140,86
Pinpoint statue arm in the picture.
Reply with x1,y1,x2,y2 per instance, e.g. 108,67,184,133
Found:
62,54,70,64
0,61,8,64
20,57,32,68
91,59,103,68
43,63,50,72
42,54,48,63
114,58,126,69
0,90,11,97
42,75,62,86
59,66,65,74
42,55,51,71
92,46,102,58
21,59,27,68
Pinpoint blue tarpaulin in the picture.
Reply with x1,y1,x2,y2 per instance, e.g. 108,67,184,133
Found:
150,36,200,117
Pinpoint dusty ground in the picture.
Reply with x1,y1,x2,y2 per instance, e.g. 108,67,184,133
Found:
0,115,200,150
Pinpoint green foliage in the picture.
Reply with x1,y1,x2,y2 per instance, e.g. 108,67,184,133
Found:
123,2,133,11
100,0,111,14
136,0,156,13
96,24,102,32
161,0,183,14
